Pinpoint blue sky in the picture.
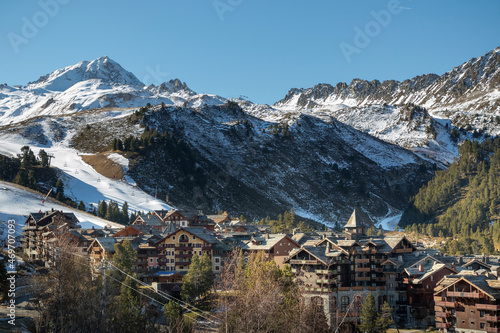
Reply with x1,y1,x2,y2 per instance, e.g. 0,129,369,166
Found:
0,0,499,105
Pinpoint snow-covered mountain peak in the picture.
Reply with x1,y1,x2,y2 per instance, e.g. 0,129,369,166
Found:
146,78,196,97
27,56,144,92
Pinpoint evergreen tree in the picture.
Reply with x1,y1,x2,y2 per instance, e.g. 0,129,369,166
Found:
112,239,137,275
375,301,393,332
0,257,9,300
359,292,377,333
98,200,108,218
27,169,37,190
163,300,190,332
38,149,49,167
118,275,143,331
121,202,129,224
13,170,27,186
55,179,64,201
181,253,214,303
78,200,86,211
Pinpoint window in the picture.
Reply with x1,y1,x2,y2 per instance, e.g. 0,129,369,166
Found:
341,296,350,312
199,251,202,255
173,236,175,240
215,265,220,271
171,259,175,263
149,258,153,263
215,258,220,263
193,236,196,240
470,322,475,326
481,323,486,329
430,275,434,282
480,311,485,317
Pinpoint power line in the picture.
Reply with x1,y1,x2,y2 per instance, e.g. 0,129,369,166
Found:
105,260,220,323
19,234,220,325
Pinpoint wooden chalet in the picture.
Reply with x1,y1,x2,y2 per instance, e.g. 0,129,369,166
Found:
242,234,300,269
434,274,500,332
403,260,458,327
21,210,79,262
155,227,218,273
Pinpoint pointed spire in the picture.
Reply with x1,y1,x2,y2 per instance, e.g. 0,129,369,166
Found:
344,209,367,229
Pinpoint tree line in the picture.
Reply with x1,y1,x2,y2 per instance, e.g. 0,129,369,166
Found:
400,138,500,255
0,146,74,206
256,209,316,233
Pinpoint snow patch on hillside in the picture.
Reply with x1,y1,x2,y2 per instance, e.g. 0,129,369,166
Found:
0,180,125,246
0,115,172,219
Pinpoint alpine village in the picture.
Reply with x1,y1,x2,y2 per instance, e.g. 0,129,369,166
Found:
1,36,500,333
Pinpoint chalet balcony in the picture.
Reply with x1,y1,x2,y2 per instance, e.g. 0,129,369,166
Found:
486,327,500,333
486,316,500,322
436,322,451,329
393,248,413,253
315,269,337,274
175,246,191,251
355,258,369,264
175,254,192,258
303,287,329,293
383,267,398,272
435,311,451,318
447,291,483,298
316,279,335,284
355,267,370,272
375,268,384,273
476,304,500,311
435,301,457,308
373,259,385,263
175,261,191,266
289,259,319,265
179,238,189,243
375,277,386,282
355,276,370,281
